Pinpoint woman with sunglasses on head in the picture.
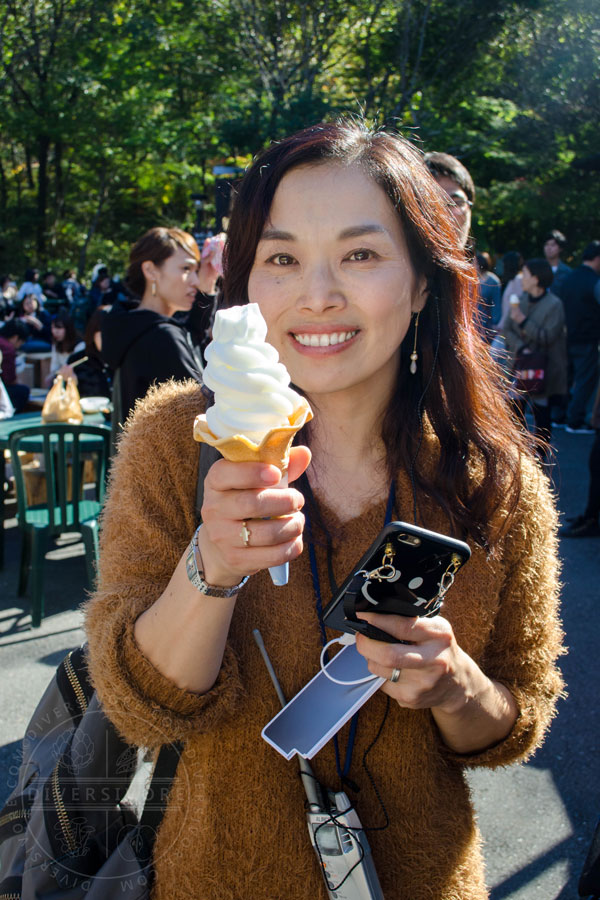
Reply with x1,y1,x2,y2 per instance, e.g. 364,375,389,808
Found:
84,123,564,899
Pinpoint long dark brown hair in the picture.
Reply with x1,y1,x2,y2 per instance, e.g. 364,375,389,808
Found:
222,121,534,552
83,307,107,359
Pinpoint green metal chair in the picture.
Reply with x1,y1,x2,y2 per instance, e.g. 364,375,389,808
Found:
9,423,111,627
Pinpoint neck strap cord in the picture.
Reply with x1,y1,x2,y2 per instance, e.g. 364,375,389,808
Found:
304,476,397,784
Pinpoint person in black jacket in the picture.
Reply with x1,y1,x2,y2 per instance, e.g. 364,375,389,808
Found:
560,240,600,433
101,227,217,430
61,307,113,398
0,276,16,321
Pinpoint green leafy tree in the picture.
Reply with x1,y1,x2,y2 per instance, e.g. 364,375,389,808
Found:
0,0,597,277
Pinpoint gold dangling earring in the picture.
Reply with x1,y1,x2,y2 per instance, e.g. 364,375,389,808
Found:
151,281,157,297
410,312,420,375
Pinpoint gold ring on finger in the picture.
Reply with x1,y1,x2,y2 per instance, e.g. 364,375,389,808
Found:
240,521,251,548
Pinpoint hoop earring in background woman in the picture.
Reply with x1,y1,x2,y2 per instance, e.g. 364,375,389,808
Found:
84,123,564,900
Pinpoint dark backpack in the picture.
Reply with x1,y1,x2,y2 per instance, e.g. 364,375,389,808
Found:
0,645,182,899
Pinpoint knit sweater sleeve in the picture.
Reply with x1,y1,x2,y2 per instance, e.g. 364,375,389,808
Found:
84,379,244,749
445,455,565,769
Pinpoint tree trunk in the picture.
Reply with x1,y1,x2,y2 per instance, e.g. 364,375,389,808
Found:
36,134,50,262
0,153,7,212
25,146,34,190
11,143,22,211
55,140,64,219
77,163,107,279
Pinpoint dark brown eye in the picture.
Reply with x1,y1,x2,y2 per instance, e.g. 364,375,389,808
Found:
269,254,296,266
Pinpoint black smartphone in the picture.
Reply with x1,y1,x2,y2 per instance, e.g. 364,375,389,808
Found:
322,522,471,643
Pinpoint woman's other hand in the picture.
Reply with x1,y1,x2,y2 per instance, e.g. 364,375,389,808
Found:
197,445,311,588
355,611,473,712
354,610,518,753
198,233,226,294
197,257,219,295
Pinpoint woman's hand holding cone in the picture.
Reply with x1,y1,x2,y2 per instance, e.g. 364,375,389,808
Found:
197,446,311,589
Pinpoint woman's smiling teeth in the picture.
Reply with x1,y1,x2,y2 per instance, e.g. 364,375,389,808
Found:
292,330,357,347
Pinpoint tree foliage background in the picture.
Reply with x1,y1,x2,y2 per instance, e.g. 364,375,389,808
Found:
0,0,597,277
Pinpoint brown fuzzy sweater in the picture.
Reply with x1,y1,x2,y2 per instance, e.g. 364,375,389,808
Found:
85,380,564,900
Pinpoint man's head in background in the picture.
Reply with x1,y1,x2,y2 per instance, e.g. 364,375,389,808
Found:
0,319,29,347
424,151,475,249
543,230,567,267
582,240,600,274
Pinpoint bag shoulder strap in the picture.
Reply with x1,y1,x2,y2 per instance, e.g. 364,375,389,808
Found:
135,743,183,868
110,367,123,455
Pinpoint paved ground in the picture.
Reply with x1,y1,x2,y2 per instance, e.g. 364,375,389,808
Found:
0,427,597,898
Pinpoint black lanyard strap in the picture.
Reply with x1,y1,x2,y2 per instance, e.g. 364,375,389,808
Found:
304,475,397,786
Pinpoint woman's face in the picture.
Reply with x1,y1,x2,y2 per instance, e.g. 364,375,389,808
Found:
51,322,66,342
23,295,37,314
248,162,427,403
149,246,201,313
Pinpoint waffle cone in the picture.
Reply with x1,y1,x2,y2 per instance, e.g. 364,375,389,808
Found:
193,397,312,473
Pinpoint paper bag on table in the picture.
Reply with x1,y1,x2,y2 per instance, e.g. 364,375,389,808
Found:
41,375,83,424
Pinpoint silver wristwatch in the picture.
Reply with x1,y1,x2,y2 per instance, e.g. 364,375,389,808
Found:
185,525,249,598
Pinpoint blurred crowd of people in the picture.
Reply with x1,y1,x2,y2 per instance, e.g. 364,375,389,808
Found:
0,264,126,416
425,150,599,539
0,234,222,422
476,237,600,443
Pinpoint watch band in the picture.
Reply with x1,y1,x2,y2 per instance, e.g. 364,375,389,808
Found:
186,525,249,598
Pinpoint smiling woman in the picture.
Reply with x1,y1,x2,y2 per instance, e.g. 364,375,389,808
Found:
83,122,564,900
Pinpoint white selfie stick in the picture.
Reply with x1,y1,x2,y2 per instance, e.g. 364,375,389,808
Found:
268,471,289,586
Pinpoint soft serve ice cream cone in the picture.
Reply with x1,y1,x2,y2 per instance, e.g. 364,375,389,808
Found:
193,303,312,585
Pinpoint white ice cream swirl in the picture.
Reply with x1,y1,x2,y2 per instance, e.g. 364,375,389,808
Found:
203,303,303,442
